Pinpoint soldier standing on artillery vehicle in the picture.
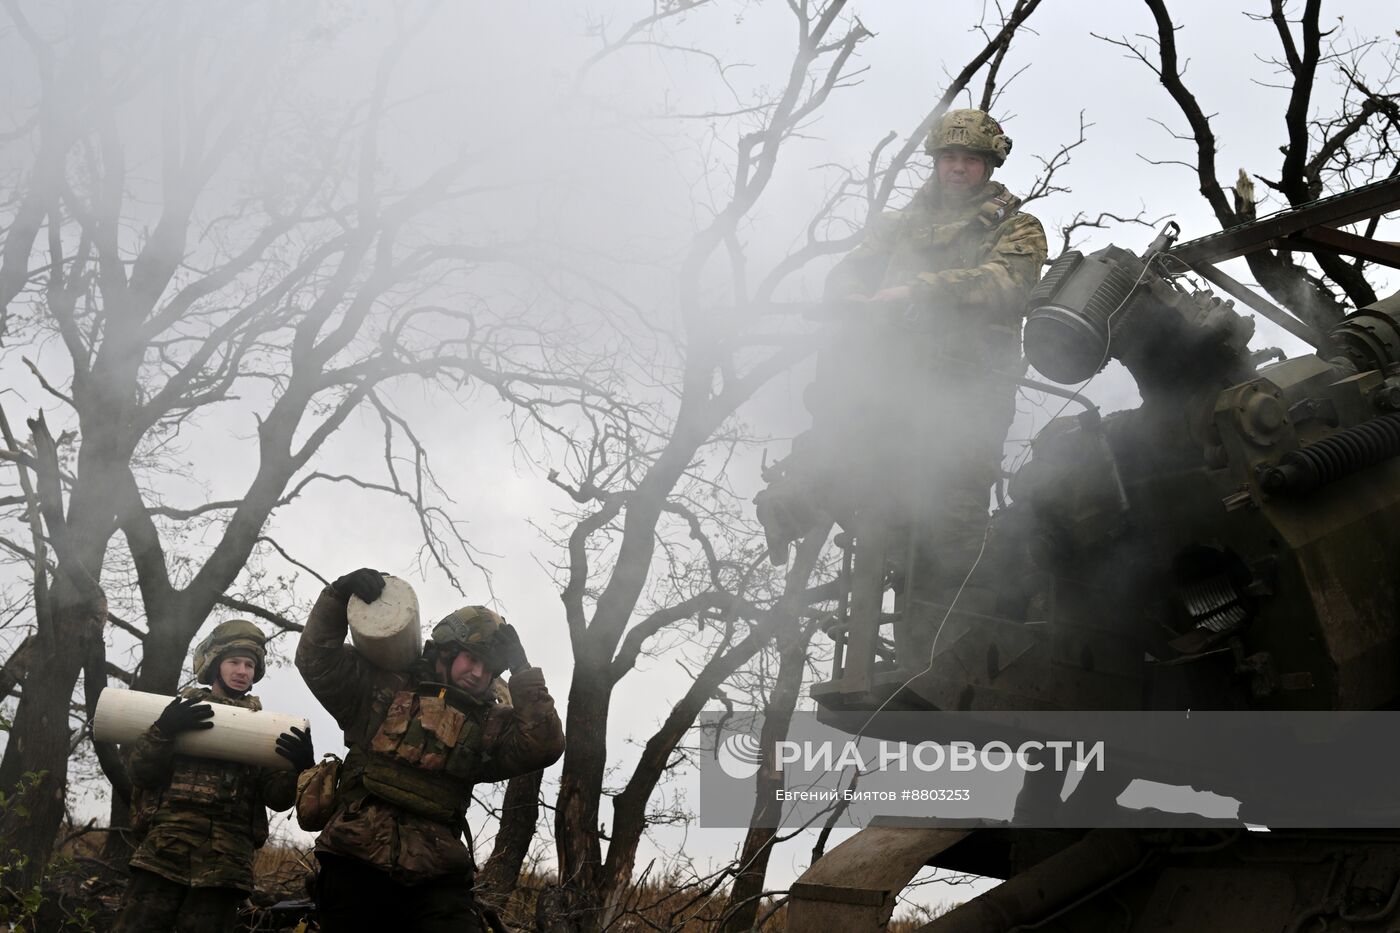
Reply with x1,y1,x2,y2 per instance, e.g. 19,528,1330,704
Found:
296,568,565,933
755,108,1048,665
114,620,315,933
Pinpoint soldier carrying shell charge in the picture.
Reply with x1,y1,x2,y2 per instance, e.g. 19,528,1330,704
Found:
296,568,564,933
114,619,315,933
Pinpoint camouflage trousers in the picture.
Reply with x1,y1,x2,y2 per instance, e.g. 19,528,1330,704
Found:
889,476,996,668
314,853,488,933
113,868,245,933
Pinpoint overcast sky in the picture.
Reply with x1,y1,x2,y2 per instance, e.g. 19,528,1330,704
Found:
3,0,1398,916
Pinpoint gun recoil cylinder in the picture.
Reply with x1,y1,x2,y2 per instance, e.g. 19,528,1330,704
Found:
1023,246,1143,384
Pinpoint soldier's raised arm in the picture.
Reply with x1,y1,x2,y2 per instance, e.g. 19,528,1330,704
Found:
305,604,564,926
477,624,564,781
295,568,386,732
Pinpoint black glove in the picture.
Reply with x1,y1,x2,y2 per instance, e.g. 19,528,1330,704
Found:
331,568,386,604
154,695,215,736
275,726,315,773
495,623,530,674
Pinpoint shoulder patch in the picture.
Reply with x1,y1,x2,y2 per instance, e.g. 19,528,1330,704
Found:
978,190,1023,228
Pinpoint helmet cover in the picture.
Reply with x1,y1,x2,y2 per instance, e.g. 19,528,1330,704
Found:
925,108,1013,166
193,619,267,685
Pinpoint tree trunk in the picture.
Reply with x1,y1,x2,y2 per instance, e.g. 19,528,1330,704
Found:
477,770,543,898
0,579,105,888
130,602,193,697
547,662,613,932
1245,250,1353,336
721,622,816,931
596,528,831,930
99,794,136,873
0,414,119,886
599,636,764,925
0,635,35,698
84,637,133,877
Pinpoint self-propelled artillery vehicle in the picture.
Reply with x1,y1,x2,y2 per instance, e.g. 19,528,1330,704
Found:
768,176,1400,932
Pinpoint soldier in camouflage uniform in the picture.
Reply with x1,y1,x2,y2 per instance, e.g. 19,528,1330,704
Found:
756,108,1048,665
115,619,314,933
296,568,565,933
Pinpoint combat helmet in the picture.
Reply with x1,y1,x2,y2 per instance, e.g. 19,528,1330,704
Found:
193,619,267,685
429,606,507,676
925,108,1012,167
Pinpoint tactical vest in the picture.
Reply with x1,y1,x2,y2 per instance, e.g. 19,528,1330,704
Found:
162,756,268,841
131,690,270,845
912,185,1026,357
895,186,1024,282
337,681,509,829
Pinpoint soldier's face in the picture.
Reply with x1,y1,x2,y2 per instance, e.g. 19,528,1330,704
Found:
447,649,492,696
936,150,989,197
218,655,256,694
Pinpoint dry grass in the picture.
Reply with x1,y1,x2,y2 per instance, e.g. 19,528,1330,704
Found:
481,869,955,932
21,829,957,931
250,844,316,904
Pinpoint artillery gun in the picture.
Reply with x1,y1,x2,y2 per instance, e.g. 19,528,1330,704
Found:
766,177,1400,931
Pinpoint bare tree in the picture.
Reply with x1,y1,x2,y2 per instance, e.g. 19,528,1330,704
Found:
716,530,830,933
429,2,1058,929
596,527,835,928
0,1,580,881
534,5,872,925
1096,0,1400,330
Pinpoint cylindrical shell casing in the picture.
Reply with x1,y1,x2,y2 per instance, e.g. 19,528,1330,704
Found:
347,575,421,671
92,688,308,770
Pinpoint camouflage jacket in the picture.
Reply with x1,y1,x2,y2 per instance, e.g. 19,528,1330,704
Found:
814,178,1048,473
824,178,1047,367
126,687,297,892
295,586,565,885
